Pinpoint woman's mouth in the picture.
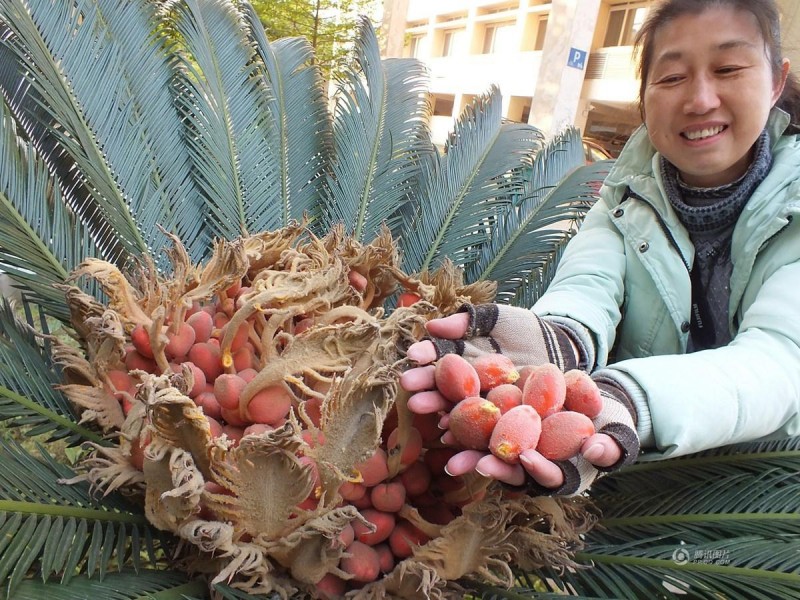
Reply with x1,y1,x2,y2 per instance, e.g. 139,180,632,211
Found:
682,125,726,141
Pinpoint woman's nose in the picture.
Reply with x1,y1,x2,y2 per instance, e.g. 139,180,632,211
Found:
684,76,721,114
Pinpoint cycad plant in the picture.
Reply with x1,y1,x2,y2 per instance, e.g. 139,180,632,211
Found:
0,1,797,599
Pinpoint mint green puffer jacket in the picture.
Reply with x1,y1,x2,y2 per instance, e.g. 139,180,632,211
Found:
534,109,800,460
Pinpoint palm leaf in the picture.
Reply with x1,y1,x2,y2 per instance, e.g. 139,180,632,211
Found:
0,0,161,263
0,95,97,323
0,568,206,600
476,437,800,599
321,17,432,243
506,160,613,307
504,157,612,308
0,440,171,597
244,5,333,227
210,585,279,599
0,299,102,446
401,86,544,274
171,0,279,241
90,0,205,263
185,582,299,600
465,129,608,306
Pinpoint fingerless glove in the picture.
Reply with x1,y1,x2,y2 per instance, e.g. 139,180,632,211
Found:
520,375,640,496
429,303,586,371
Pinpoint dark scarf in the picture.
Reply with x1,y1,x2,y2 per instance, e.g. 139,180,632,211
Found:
660,129,772,351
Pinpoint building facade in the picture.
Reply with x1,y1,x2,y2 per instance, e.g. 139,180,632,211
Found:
381,0,800,155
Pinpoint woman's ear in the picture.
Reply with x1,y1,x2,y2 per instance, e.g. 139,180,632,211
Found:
773,58,791,105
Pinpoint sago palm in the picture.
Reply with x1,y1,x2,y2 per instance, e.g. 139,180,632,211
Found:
0,1,797,599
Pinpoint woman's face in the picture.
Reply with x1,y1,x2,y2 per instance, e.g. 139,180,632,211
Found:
643,7,789,187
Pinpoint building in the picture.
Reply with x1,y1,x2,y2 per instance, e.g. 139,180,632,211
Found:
380,0,800,155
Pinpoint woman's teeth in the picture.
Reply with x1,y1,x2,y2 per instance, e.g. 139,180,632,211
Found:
684,126,725,140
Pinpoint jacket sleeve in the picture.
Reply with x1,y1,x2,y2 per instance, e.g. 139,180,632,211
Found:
534,185,800,460
533,190,627,364
613,259,800,460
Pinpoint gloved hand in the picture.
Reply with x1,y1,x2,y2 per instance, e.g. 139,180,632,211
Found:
401,303,640,496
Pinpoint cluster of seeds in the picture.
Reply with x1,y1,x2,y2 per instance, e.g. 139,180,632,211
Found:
432,354,602,467
104,278,298,468
310,406,487,596
99,283,501,597
59,228,596,599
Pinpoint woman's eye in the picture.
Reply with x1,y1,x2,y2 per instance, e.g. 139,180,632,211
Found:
655,75,683,84
717,66,742,75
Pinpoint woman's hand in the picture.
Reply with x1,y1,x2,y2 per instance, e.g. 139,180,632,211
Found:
402,350,623,490
400,304,638,495
442,433,622,487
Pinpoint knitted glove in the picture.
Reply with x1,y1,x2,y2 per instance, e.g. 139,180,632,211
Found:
517,375,640,497
429,303,586,372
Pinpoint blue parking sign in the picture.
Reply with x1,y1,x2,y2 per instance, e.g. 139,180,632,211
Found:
567,47,587,70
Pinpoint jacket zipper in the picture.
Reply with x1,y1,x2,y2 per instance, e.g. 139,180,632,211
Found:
621,187,691,272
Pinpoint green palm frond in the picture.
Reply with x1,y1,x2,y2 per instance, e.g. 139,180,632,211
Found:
0,568,205,600
321,17,432,242
0,299,102,446
210,584,275,599
505,160,613,307
543,536,800,600
0,97,97,323
0,0,167,264
171,0,279,242
245,5,333,227
476,437,800,599
185,582,294,600
592,438,800,541
401,87,544,274
0,440,171,596
465,129,608,306
90,0,205,263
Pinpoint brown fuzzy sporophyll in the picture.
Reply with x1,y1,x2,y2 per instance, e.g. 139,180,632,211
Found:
55,223,595,599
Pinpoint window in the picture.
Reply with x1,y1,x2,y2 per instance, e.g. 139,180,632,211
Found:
482,22,516,54
603,4,648,47
432,94,455,117
533,16,547,51
408,35,424,58
441,28,466,57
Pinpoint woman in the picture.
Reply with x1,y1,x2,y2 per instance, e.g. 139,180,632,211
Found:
401,0,800,496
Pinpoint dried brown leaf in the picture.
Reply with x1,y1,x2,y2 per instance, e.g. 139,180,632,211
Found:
70,259,152,326
145,375,215,478
209,425,312,539
244,222,307,273
143,440,205,531
62,442,145,496
265,505,362,585
57,384,125,431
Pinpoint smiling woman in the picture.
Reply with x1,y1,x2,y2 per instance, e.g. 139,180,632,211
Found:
640,4,790,187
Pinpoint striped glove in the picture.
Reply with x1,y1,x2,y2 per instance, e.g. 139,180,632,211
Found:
518,376,640,496
428,303,586,372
